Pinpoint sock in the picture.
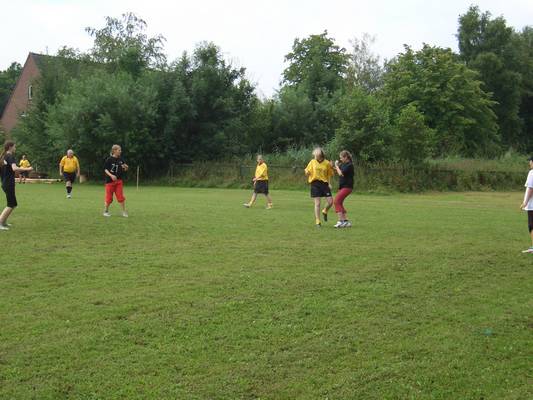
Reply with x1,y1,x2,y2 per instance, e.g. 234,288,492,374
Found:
315,218,321,225
67,186,72,194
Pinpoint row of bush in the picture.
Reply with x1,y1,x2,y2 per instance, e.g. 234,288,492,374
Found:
137,161,526,193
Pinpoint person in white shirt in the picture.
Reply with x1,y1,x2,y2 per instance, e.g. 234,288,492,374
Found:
520,156,533,253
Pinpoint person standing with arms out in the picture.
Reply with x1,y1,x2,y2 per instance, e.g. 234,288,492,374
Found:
18,155,31,184
0,141,32,231
103,144,128,218
520,156,533,253
304,147,334,227
243,155,273,209
333,150,355,228
59,149,80,199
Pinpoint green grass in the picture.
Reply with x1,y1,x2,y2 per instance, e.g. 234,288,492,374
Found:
0,184,532,399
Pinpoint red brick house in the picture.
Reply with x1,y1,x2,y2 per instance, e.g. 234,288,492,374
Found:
0,53,44,136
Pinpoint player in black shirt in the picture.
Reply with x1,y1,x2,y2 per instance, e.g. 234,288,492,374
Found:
333,150,355,228
103,144,129,217
0,141,33,230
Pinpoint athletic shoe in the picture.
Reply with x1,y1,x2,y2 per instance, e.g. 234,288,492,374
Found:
334,221,344,228
315,223,322,228
266,204,273,209
342,221,352,228
321,209,328,222
122,212,129,218
0,225,9,231
67,194,72,199
243,203,251,208
103,212,111,217
521,247,533,253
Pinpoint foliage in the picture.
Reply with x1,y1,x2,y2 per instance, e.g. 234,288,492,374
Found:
333,88,392,162
394,104,435,165
382,44,499,157
282,30,349,101
457,5,531,150
0,62,22,116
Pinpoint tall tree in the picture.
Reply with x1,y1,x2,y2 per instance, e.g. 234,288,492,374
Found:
382,45,499,157
457,6,524,149
346,34,384,93
283,31,349,101
86,12,167,76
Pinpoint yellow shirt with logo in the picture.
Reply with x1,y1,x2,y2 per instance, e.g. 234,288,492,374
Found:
255,163,268,181
60,156,80,173
305,159,333,183
19,159,31,168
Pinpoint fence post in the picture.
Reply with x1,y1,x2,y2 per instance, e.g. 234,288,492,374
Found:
136,166,140,191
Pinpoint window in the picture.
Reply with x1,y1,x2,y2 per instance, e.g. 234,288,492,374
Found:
28,85,33,100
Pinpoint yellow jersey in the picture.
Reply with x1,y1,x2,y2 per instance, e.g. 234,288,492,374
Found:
305,159,333,183
255,162,268,181
60,156,80,173
19,159,31,168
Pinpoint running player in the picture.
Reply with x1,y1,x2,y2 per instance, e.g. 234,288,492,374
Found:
243,155,273,209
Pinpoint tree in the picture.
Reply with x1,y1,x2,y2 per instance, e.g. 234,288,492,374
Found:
333,88,392,162
86,12,166,76
45,70,161,177
0,62,22,116
394,104,435,165
457,6,524,149
346,34,384,93
382,45,499,157
283,31,349,101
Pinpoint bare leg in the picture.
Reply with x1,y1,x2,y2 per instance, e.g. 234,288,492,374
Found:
337,211,346,221
0,207,14,225
314,198,321,224
325,196,333,211
247,193,257,206
104,203,110,213
266,194,273,205
119,201,127,213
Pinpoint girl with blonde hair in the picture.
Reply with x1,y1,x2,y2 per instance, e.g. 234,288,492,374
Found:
304,147,334,227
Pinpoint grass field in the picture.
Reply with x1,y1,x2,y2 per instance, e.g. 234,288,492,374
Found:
0,184,532,399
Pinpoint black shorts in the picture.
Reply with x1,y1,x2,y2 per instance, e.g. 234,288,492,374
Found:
310,180,332,198
254,180,269,194
528,211,533,233
63,172,76,183
2,184,17,208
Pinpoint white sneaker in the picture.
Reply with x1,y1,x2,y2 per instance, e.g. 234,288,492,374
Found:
243,203,251,208
342,221,352,228
67,194,72,199
0,225,9,231
103,211,111,217
122,212,129,218
521,247,533,253
334,221,344,228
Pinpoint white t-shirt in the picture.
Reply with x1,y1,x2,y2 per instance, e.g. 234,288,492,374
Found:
523,170,533,210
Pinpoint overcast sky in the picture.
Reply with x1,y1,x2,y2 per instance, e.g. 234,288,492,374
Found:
1,0,532,97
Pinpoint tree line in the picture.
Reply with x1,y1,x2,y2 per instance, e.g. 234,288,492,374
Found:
1,6,532,177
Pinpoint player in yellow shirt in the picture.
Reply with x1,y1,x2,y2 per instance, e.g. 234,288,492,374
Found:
59,149,80,199
18,155,31,184
243,155,273,209
304,147,334,227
